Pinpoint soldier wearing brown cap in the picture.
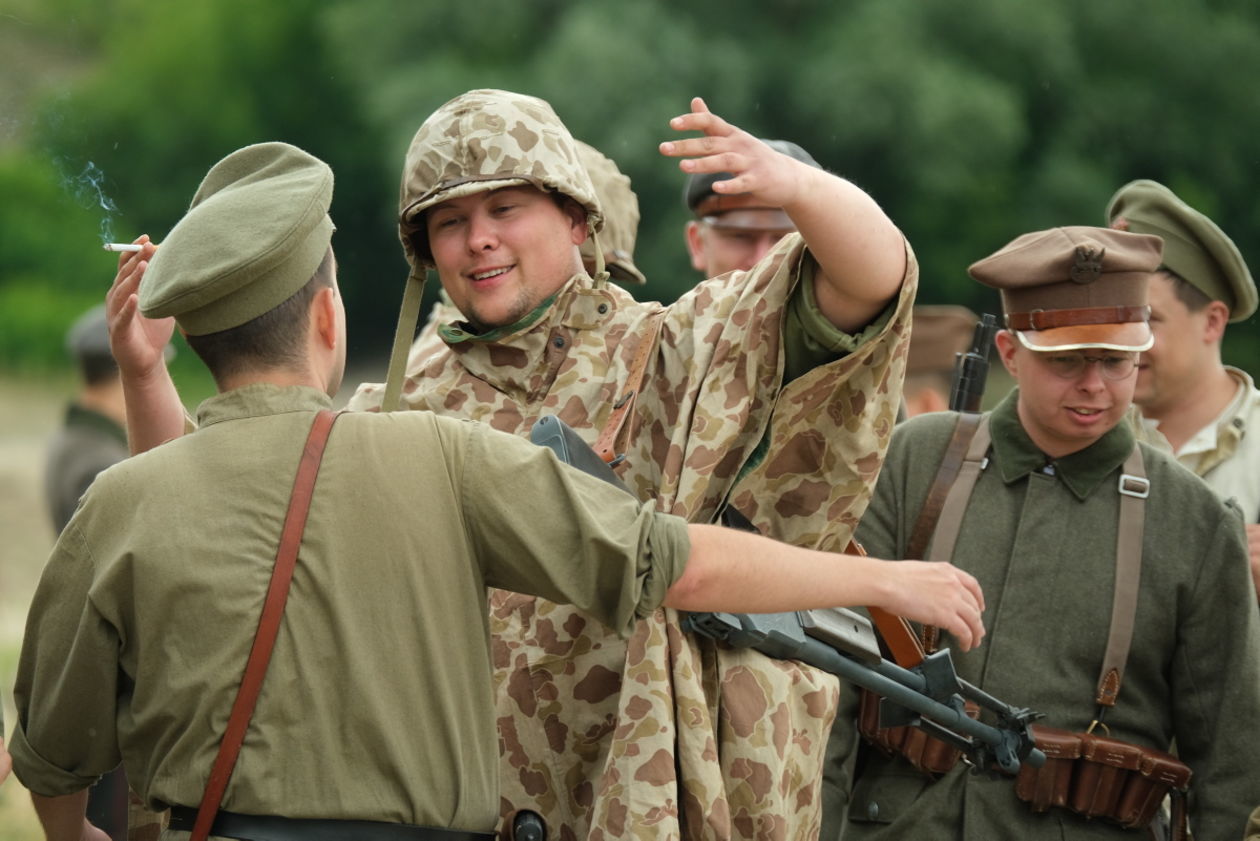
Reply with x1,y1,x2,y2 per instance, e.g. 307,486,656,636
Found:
823,226,1260,840
903,305,980,417
683,137,822,277
112,91,923,841
1107,179,1260,602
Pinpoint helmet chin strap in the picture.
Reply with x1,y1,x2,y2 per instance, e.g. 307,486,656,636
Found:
381,265,427,412
589,224,610,289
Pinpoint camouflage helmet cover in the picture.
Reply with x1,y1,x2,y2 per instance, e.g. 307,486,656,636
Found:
398,89,604,271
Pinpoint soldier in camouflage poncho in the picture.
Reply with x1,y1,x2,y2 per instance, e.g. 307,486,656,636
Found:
349,90,918,841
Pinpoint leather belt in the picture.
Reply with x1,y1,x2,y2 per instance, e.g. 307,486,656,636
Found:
167,807,496,841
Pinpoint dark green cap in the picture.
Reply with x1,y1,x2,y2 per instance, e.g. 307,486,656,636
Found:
1106,179,1256,322
140,142,334,335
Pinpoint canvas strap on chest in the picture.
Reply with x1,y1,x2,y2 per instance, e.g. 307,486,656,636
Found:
188,409,341,841
593,309,666,466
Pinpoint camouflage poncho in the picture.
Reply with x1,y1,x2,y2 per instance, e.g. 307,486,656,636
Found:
350,233,915,841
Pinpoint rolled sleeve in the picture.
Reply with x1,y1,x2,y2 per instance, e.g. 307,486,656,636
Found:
783,251,901,384
10,525,121,796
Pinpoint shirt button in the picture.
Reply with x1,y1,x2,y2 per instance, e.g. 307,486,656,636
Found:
867,801,879,820
553,336,566,349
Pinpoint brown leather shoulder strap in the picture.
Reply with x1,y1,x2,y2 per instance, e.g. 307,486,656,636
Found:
190,409,341,841
906,413,984,561
1095,444,1147,708
594,309,667,464
908,413,990,653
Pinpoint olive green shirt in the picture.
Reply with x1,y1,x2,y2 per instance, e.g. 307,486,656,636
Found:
829,390,1260,841
10,385,687,832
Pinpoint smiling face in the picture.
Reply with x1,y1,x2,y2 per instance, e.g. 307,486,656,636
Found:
1134,271,1224,418
425,186,587,329
996,330,1138,458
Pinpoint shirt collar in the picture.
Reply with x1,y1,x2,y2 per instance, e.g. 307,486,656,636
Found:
990,388,1136,501
65,403,127,444
196,384,332,428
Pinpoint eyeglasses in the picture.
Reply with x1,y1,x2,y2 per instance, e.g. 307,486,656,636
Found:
1038,352,1138,381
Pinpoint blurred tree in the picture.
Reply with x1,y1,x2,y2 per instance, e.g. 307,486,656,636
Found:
3,0,1256,374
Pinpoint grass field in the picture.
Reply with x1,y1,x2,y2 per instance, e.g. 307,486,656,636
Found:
0,374,66,840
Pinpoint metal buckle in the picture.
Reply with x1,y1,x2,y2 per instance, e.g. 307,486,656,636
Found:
1118,473,1150,499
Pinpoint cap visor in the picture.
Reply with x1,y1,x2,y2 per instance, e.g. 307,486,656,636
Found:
1015,322,1153,352
704,208,795,232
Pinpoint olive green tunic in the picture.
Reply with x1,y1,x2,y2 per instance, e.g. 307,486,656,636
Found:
10,385,687,833
827,391,1260,841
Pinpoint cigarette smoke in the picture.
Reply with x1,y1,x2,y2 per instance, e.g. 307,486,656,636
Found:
61,159,121,243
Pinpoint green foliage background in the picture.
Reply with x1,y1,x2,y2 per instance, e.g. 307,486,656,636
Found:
2,0,1257,380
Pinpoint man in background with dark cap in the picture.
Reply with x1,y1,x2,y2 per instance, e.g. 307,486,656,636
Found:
823,226,1259,840
682,137,822,278
43,304,130,535
1107,179,1260,602
18,141,984,841
902,305,980,417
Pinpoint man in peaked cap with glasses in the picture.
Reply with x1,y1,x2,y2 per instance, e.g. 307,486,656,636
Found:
111,90,922,841
18,141,987,841
683,137,823,278
823,226,1260,840
1107,179,1260,603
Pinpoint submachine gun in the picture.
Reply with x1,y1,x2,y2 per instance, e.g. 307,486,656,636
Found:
530,414,1044,777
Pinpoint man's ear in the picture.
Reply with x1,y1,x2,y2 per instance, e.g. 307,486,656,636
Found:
684,220,707,273
312,286,338,350
994,329,1019,376
1203,300,1230,344
563,199,589,246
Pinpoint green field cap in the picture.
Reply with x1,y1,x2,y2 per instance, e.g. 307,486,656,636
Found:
140,142,334,335
1107,179,1256,322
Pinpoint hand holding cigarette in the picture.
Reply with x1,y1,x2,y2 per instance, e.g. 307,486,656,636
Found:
105,234,174,382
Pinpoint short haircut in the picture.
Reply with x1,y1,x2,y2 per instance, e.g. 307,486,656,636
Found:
1159,267,1211,313
186,248,334,385
79,354,119,388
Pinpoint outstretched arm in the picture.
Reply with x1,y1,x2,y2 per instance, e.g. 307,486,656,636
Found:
660,97,906,333
105,236,188,454
667,523,986,651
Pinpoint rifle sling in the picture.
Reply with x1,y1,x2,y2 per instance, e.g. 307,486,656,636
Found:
189,409,341,841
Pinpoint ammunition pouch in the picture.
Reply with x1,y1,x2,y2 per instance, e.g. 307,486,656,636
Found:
857,687,979,778
1013,725,1190,836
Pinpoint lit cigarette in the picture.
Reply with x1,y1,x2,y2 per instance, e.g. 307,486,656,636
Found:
103,243,144,252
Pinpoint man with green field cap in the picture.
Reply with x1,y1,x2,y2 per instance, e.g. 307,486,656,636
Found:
32,139,986,841
112,88,920,840
1107,179,1260,601
824,226,1260,840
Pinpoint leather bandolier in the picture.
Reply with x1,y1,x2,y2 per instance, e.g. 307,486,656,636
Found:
857,414,1191,839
